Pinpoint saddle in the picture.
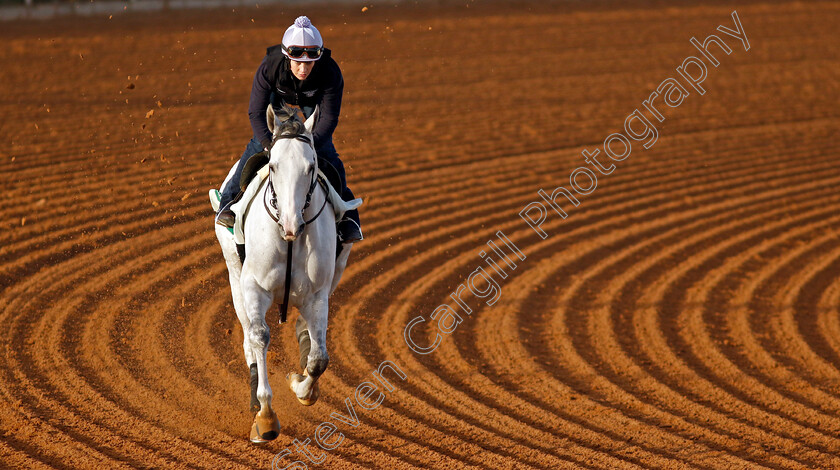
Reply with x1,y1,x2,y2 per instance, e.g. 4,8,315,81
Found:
239,150,343,197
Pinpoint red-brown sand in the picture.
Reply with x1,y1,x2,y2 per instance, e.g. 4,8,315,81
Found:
1,1,839,468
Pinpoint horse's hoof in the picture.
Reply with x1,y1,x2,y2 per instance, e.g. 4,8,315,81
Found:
286,372,320,406
249,409,280,444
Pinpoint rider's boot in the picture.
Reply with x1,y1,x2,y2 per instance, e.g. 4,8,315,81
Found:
216,176,240,228
217,138,264,229
338,208,363,244
216,207,236,228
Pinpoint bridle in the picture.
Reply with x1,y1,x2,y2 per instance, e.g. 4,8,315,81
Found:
262,133,328,233
261,131,329,324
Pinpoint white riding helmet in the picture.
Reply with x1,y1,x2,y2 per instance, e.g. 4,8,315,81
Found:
281,16,324,62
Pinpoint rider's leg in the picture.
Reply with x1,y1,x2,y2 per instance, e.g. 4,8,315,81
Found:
216,138,264,227
316,139,363,243
339,186,362,237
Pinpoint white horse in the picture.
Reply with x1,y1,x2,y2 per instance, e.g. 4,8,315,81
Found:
213,104,353,443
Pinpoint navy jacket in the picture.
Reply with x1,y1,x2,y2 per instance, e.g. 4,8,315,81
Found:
248,46,343,150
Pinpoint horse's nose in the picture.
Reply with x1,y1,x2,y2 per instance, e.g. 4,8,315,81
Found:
283,230,297,242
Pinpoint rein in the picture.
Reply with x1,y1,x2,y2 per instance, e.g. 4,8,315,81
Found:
261,132,329,324
263,167,328,227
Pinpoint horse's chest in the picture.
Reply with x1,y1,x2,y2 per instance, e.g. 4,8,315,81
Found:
254,257,329,301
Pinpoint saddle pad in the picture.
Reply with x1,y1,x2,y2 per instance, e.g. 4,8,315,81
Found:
320,169,363,223
208,189,233,235
230,165,271,244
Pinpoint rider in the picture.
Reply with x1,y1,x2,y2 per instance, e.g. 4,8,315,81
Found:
215,15,363,244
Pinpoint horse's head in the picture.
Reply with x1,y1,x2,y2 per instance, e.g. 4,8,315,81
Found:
266,103,319,241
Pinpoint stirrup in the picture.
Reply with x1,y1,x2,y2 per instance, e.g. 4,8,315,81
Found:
337,218,363,244
215,209,235,228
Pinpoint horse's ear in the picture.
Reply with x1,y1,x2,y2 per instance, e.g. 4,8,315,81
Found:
266,104,276,134
304,105,318,134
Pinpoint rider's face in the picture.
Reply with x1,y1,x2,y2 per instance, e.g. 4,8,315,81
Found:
290,60,315,80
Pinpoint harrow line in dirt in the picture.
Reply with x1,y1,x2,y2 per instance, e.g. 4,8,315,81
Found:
727,237,840,403
3,1,840,468
360,173,840,466
1,238,247,468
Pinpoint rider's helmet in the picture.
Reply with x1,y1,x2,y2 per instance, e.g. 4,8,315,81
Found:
281,16,324,62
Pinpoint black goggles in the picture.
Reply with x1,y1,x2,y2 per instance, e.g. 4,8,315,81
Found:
283,44,323,59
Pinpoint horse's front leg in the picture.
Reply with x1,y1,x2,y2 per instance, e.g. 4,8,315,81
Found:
242,279,280,443
215,226,259,410
287,292,329,406
226,255,261,412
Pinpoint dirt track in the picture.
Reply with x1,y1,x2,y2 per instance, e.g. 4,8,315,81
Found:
1,1,840,468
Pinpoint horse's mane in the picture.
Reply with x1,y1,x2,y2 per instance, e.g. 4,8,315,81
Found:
274,104,306,136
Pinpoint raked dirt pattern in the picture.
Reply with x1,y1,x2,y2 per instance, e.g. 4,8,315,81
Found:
1,1,840,468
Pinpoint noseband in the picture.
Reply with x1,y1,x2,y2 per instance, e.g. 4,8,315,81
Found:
263,133,328,231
